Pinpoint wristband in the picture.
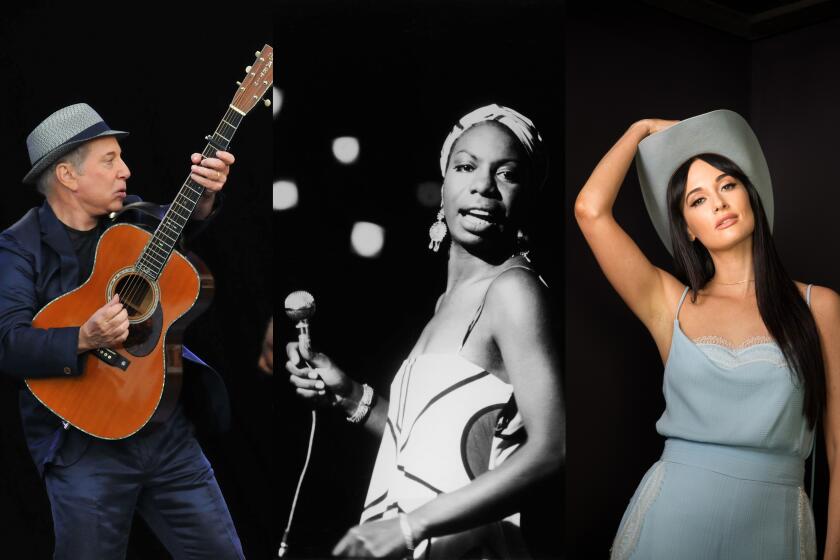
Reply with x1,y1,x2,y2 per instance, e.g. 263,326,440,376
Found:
346,383,374,423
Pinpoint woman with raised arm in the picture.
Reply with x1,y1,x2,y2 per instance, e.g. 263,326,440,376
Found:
575,110,840,559
286,105,564,559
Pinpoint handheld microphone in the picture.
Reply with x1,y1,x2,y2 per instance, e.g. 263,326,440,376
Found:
284,290,315,358
279,290,318,559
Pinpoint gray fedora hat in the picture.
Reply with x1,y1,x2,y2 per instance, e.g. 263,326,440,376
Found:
23,103,129,184
635,109,773,255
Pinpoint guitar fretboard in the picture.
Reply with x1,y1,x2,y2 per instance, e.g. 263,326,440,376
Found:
135,107,244,280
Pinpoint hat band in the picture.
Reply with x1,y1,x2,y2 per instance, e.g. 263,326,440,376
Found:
63,120,114,146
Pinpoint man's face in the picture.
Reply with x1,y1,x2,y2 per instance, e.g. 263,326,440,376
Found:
72,136,131,217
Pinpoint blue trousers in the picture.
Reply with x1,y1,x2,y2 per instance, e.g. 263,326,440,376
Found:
44,406,244,560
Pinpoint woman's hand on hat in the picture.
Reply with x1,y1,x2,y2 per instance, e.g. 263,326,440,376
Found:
286,341,357,408
639,118,680,136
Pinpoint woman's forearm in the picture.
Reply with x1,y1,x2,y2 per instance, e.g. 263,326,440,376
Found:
361,395,388,438
335,379,389,439
407,436,563,541
574,120,650,221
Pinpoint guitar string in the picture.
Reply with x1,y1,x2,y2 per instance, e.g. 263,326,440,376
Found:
120,101,249,316
123,106,237,302
119,107,242,320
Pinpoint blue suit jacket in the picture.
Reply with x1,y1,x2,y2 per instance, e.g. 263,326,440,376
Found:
0,195,230,475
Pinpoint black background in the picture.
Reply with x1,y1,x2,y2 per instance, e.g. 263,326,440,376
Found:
565,2,840,557
0,2,836,559
276,1,564,558
0,8,273,559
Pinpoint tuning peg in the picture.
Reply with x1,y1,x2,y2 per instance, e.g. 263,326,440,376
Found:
255,50,261,57
245,65,252,73
264,98,271,107
236,81,242,86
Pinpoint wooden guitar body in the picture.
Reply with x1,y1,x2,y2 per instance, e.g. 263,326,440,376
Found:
26,223,214,439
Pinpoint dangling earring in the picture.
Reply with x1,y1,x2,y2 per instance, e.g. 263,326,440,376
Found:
514,229,530,257
428,206,447,252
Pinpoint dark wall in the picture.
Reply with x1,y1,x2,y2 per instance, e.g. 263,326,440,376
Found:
0,9,273,559
276,1,564,558
750,17,840,553
750,19,840,290
564,3,751,555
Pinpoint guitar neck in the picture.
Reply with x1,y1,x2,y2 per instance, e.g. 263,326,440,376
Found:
134,107,245,280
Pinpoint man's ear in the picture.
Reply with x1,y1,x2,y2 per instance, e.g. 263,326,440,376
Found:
55,162,79,192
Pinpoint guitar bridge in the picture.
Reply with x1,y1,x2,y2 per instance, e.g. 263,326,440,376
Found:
93,348,131,371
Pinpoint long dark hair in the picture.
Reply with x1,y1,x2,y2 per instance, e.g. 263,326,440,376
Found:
666,153,825,427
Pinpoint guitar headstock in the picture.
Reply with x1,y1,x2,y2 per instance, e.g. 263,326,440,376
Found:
230,44,274,114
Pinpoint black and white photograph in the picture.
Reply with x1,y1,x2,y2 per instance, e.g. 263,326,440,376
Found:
276,1,566,558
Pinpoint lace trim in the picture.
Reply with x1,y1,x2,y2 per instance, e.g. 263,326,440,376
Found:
693,335,775,349
611,462,666,560
693,335,787,369
694,344,787,369
799,487,817,560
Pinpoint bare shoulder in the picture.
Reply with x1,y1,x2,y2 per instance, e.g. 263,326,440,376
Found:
796,282,840,327
479,267,552,333
485,267,548,310
482,267,558,362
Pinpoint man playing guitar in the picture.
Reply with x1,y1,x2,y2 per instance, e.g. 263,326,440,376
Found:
0,102,243,559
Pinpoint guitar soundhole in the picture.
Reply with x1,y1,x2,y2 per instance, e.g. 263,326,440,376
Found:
114,273,156,322
124,304,163,357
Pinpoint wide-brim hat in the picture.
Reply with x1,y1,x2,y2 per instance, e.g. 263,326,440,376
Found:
635,109,773,255
23,103,129,184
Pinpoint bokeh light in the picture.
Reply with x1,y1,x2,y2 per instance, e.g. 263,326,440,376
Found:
350,221,385,258
273,179,298,210
273,87,283,118
332,136,360,164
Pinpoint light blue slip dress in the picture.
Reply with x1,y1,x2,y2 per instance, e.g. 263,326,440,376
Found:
611,285,817,560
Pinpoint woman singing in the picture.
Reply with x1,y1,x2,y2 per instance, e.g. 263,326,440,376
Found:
286,104,565,558
575,110,840,559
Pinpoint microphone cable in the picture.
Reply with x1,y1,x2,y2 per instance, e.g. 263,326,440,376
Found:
278,409,317,558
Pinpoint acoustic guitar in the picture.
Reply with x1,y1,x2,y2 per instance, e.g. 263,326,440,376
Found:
26,45,274,439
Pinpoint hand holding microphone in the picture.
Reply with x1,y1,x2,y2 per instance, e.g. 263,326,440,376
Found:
280,291,377,559
281,290,342,559
284,291,355,408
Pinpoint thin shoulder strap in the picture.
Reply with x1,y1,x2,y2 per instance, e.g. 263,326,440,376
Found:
807,283,814,309
460,265,538,351
674,286,690,322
